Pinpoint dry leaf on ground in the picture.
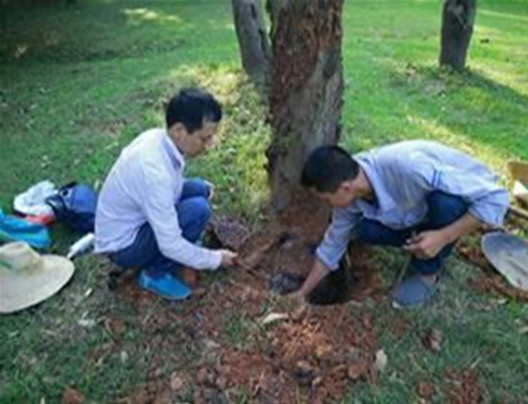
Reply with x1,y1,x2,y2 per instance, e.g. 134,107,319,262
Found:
375,349,388,373
170,372,185,391
423,328,442,353
61,387,84,404
417,381,435,399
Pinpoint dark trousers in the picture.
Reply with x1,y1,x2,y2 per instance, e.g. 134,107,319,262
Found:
356,191,468,275
110,179,211,278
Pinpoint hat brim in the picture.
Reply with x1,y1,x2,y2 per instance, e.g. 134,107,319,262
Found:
482,232,528,292
0,254,75,314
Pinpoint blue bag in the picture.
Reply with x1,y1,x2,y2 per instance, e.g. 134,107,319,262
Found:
0,208,51,249
46,183,98,234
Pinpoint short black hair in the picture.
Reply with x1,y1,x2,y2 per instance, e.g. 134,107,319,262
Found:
165,87,222,133
301,145,360,193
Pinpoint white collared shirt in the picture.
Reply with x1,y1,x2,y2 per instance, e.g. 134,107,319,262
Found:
94,128,222,270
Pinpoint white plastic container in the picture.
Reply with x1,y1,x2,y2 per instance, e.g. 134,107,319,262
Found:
67,233,95,259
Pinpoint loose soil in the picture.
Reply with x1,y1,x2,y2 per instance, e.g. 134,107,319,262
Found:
110,203,524,402
112,201,384,402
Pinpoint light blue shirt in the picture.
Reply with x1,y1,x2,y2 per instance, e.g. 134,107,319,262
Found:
95,128,222,270
317,140,510,271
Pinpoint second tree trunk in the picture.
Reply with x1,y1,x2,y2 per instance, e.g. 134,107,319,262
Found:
439,0,476,71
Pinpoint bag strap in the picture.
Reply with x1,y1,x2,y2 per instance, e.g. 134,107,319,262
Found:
59,181,78,191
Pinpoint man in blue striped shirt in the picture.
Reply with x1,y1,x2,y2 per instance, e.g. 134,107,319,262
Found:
294,141,509,308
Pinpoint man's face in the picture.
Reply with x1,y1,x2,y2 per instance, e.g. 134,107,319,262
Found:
311,181,357,208
172,121,218,157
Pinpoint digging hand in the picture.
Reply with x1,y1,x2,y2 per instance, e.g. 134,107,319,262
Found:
283,291,309,320
403,230,448,259
220,250,238,267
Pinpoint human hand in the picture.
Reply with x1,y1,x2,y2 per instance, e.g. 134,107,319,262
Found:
220,249,238,267
403,230,449,259
282,291,309,320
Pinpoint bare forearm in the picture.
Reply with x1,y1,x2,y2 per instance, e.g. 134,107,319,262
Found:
299,258,331,298
440,213,482,244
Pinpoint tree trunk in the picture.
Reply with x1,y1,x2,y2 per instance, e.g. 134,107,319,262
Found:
439,0,476,71
232,0,271,84
266,0,344,211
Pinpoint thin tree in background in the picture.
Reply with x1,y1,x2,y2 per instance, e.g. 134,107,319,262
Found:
231,0,271,85
439,0,477,71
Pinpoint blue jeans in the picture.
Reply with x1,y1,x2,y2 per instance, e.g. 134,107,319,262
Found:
110,178,211,278
356,191,467,275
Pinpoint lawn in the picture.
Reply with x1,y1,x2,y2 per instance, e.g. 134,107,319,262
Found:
0,0,527,402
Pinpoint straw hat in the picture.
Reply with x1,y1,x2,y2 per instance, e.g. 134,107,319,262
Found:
507,160,528,206
0,242,75,314
482,232,528,292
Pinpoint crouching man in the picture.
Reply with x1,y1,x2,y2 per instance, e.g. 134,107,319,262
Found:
95,88,237,300
293,140,509,308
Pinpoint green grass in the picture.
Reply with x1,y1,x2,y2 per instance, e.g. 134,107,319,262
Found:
222,312,258,351
342,248,528,403
341,1,528,172
1,0,527,402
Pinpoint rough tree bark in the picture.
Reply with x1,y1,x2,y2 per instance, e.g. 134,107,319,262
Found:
266,0,344,211
231,0,271,84
439,0,476,71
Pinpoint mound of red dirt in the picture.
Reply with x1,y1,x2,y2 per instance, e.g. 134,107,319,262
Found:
113,200,385,402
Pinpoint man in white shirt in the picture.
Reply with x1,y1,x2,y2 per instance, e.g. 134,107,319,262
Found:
95,88,237,300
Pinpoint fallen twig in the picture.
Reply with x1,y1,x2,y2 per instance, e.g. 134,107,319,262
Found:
508,205,528,221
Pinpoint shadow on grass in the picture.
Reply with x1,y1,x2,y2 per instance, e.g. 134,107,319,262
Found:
464,69,528,107
386,63,528,160
0,0,234,65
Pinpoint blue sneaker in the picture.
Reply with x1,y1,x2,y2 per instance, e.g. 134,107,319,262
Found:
137,270,191,300
392,274,439,309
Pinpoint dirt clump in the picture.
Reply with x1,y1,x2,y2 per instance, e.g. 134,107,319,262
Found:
444,368,484,404
116,381,171,404
416,381,436,401
260,306,379,401
61,387,85,404
208,214,251,250
423,328,443,353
